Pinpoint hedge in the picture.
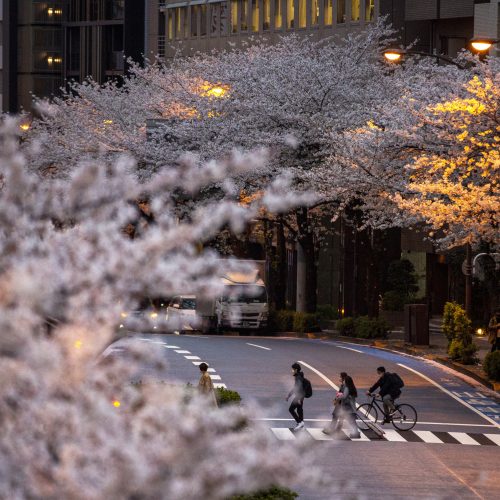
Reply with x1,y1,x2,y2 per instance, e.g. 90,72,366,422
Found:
483,351,500,381
335,316,389,339
230,486,298,500
216,387,242,406
269,310,320,333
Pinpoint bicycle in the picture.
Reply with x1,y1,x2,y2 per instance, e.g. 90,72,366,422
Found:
357,394,417,431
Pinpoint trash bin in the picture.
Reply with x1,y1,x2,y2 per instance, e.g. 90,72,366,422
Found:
404,304,429,346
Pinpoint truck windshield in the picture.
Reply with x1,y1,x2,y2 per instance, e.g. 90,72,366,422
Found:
222,285,267,303
181,298,196,310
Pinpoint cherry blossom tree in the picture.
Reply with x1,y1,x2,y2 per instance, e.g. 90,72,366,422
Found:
0,118,320,498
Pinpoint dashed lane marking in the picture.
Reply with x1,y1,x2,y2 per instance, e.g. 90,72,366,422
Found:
333,345,363,353
246,343,272,351
184,355,201,360
163,345,180,349
397,363,500,428
210,375,222,380
175,350,191,354
269,427,500,446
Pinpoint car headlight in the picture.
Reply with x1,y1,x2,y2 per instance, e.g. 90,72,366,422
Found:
120,312,128,318
150,312,158,319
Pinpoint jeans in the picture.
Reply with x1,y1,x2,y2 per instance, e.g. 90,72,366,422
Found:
382,394,395,417
289,398,304,423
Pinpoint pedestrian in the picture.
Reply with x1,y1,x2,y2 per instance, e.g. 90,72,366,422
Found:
198,362,218,407
366,366,402,424
322,372,360,438
286,362,305,431
488,309,500,353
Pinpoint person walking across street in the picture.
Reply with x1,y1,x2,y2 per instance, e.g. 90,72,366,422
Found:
286,362,306,431
323,372,360,438
198,362,218,407
366,366,402,424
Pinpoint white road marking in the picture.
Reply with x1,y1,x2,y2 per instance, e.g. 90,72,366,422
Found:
271,428,296,440
449,432,480,446
149,341,168,345
347,430,370,442
413,431,443,444
246,343,271,351
254,418,493,427
334,345,363,353
485,434,500,446
297,360,339,390
213,383,227,389
383,430,407,442
397,363,500,429
192,361,204,366
163,345,180,349
175,350,191,354
256,418,331,422
306,428,333,441
210,375,222,380
184,355,201,360
207,368,216,373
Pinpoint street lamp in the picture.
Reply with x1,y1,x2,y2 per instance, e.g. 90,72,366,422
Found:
470,38,499,53
382,48,466,69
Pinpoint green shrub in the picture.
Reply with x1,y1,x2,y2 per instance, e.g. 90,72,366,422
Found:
316,304,339,320
336,317,355,336
483,351,500,381
448,339,478,365
293,312,321,333
443,302,477,364
216,387,242,406
230,486,298,500
269,310,295,332
354,316,390,339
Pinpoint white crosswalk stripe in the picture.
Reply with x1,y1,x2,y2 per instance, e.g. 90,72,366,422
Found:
413,431,443,444
485,434,500,445
383,430,407,442
449,432,480,445
271,428,296,440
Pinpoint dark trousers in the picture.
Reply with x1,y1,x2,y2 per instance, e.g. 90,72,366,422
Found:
331,404,357,432
289,399,304,423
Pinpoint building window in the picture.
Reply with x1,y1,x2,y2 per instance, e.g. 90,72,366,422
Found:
240,0,248,31
287,0,294,28
221,1,229,34
263,0,271,30
210,3,220,36
311,0,318,26
365,0,374,22
201,4,207,36
298,0,306,28
351,0,360,21
231,0,238,32
191,5,199,37
275,0,283,29
324,0,332,26
337,0,345,24
251,0,259,31
176,7,187,38
167,10,174,40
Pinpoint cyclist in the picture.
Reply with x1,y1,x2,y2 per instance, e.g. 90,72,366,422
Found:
366,366,401,424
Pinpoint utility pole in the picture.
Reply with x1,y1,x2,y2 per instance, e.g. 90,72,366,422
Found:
465,243,472,317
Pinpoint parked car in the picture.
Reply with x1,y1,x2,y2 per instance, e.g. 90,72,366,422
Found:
166,295,199,333
119,297,168,332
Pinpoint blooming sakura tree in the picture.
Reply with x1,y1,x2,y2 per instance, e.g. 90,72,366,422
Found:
0,119,319,498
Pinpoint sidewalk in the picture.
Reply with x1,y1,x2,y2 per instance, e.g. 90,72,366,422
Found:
319,317,498,392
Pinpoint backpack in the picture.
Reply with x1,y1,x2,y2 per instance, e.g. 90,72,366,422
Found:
390,372,405,390
302,377,313,398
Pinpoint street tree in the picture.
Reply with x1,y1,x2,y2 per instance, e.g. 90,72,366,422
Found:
0,118,317,498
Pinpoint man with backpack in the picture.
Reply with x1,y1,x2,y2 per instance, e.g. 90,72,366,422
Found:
366,366,404,424
286,362,312,431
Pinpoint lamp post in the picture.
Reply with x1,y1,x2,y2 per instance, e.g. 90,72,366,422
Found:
382,39,499,319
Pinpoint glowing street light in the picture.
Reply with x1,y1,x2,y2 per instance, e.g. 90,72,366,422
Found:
470,38,498,53
383,49,404,62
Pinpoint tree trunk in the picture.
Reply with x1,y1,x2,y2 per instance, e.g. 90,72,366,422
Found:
296,208,317,313
275,218,287,310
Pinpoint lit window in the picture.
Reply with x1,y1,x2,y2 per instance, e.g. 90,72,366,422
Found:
365,0,374,22
231,0,238,33
337,0,345,24
275,0,282,29
311,0,318,26
324,0,332,26
167,11,174,40
201,4,207,36
287,0,294,28
263,0,271,30
175,7,187,38
298,0,306,28
351,0,360,21
240,0,248,31
252,0,259,31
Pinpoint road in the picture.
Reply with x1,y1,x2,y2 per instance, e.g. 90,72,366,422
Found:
104,333,500,499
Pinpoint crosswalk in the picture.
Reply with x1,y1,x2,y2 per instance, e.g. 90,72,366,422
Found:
452,391,500,423
270,427,500,446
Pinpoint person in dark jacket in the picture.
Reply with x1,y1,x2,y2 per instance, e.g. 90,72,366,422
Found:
286,362,305,431
366,366,400,423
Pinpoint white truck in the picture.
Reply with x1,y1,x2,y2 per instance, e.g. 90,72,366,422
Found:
198,260,269,333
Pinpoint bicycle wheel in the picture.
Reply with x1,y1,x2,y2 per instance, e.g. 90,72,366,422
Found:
391,404,417,431
356,404,379,430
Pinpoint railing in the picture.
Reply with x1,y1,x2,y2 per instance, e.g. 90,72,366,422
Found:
158,36,166,59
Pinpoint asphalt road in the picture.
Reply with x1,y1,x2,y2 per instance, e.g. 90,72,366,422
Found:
104,333,500,499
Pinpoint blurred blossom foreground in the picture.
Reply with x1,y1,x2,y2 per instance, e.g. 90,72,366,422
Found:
0,120,318,499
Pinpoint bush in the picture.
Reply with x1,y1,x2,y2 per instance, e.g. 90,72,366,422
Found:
448,339,478,365
216,387,242,406
483,351,500,381
354,316,390,339
293,312,321,333
269,310,295,332
230,486,298,500
381,290,407,311
336,317,355,336
316,304,339,320
443,302,477,364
